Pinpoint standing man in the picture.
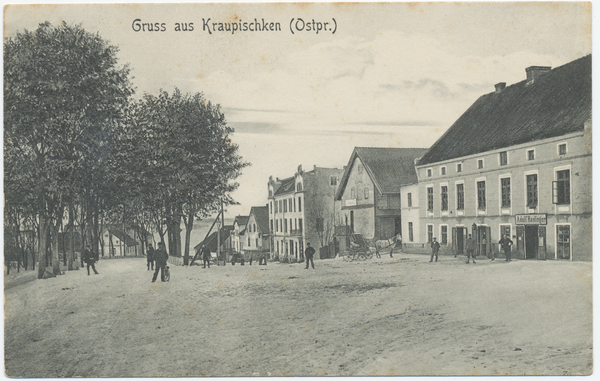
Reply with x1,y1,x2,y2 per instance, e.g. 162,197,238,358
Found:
83,244,99,275
147,243,155,271
465,234,476,264
429,238,440,262
201,244,211,269
152,242,169,282
304,242,316,269
499,234,514,262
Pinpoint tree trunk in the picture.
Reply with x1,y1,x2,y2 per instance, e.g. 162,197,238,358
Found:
183,211,194,266
68,202,75,271
51,222,61,275
37,214,49,279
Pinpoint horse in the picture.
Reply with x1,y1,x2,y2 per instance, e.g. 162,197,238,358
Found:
375,234,402,258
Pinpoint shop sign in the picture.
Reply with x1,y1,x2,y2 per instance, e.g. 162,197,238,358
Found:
515,214,547,225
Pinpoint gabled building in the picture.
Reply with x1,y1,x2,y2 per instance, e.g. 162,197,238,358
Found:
231,215,249,254
335,147,428,240
268,165,344,262
194,225,234,260
243,205,270,260
102,229,139,257
415,55,591,261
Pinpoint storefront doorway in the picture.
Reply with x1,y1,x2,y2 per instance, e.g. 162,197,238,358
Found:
556,225,571,260
453,227,466,255
525,225,538,259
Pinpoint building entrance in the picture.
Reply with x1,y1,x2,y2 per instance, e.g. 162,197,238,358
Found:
453,227,465,254
525,225,538,259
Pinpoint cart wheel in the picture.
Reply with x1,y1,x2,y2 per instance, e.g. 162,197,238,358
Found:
366,251,373,259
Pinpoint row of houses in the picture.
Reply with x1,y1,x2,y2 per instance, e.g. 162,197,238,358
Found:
198,54,591,262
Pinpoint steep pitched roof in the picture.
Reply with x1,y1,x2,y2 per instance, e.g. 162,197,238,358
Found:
336,147,429,199
107,230,138,247
250,206,269,233
233,215,249,229
274,176,295,196
418,55,592,165
195,225,234,252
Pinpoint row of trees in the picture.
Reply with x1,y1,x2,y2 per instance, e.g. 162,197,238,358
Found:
4,21,248,279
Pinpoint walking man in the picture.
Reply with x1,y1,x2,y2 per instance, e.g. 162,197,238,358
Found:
82,244,99,275
201,244,211,268
429,238,440,262
147,243,155,271
465,234,476,263
304,242,316,269
499,234,514,262
152,242,169,282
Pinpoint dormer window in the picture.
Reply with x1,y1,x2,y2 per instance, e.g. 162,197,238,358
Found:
296,183,303,191
499,151,508,166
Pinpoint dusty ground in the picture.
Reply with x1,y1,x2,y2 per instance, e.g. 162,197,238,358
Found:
4,253,592,377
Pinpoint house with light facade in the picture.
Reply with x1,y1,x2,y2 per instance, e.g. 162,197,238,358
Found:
334,147,428,241
243,205,270,261
232,215,249,255
415,55,591,261
268,165,344,262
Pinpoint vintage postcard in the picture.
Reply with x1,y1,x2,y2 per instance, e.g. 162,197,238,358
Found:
3,2,592,378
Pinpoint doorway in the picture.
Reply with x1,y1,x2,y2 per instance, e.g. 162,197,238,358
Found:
525,225,538,259
350,211,354,233
394,217,402,236
455,227,465,254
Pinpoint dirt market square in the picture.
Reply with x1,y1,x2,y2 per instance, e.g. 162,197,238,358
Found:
4,253,592,377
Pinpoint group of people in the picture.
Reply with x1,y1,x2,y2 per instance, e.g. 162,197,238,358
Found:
429,234,514,263
146,242,169,282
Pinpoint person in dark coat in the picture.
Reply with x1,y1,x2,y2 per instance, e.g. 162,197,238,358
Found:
147,243,155,271
429,238,440,262
499,235,514,262
465,234,477,263
152,242,169,282
304,242,316,269
201,244,211,268
82,244,99,275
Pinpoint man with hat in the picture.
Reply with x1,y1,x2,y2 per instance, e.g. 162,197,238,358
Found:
82,244,99,275
304,242,316,269
152,242,169,282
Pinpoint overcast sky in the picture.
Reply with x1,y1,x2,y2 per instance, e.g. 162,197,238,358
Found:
4,2,592,218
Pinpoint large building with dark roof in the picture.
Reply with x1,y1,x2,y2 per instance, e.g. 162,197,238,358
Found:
415,55,591,261
268,165,344,262
335,147,428,240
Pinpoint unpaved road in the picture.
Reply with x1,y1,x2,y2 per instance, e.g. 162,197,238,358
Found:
4,253,592,377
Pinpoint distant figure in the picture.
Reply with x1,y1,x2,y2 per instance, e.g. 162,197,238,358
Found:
390,233,402,258
152,242,169,282
499,234,514,262
465,234,476,264
201,244,211,268
147,243,155,271
429,238,440,262
82,244,99,275
304,242,316,269
259,254,267,265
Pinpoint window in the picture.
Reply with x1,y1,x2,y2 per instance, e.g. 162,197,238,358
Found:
364,187,369,199
283,200,288,212
441,166,446,176
441,186,448,211
298,197,302,212
501,177,511,208
526,174,538,208
330,176,338,186
248,237,251,246
289,199,293,212
407,193,412,208
255,238,259,247
284,219,288,233
477,181,486,210
269,190,273,197
294,198,296,212
408,222,413,242
456,163,462,173
270,202,273,214
351,187,356,199
441,226,448,245
270,220,273,233
478,159,484,169
427,225,433,243
427,168,432,177
427,187,434,211
296,183,303,191
499,151,508,166
527,149,535,160
456,183,464,210
278,200,282,212
298,218,303,232
274,201,278,213
553,169,571,205
558,143,567,155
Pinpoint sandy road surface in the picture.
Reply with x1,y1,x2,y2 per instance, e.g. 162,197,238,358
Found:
4,253,592,377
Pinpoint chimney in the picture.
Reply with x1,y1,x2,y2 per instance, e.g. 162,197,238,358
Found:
525,66,551,84
494,82,506,93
